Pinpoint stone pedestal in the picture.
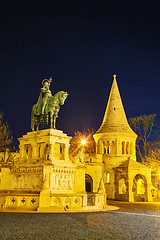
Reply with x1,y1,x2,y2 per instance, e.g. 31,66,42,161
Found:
18,129,72,164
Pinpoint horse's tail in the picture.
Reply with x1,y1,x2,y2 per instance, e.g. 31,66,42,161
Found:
31,105,36,131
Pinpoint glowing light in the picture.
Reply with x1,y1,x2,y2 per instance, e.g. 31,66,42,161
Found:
81,139,86,145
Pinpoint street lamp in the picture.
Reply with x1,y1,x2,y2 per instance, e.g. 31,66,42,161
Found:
81,139,86,145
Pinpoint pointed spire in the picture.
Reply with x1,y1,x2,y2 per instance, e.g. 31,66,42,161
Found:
113,74,116,81
96,75,135,135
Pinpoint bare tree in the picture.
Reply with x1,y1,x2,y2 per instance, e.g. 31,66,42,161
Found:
128,114,160,162
145,149,160,189
0,112,13,151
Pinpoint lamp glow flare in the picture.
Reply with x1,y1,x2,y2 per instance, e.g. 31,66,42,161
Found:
81,139,86,145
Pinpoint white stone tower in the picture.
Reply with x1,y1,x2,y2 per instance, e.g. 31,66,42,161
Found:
93,75,137,199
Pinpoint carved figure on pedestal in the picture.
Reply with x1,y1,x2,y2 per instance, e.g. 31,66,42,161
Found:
71,148,85,164
31,78,68,131
44,143,52,161
27,145,32,159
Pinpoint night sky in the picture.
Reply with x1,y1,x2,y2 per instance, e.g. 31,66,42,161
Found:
1,1,160,147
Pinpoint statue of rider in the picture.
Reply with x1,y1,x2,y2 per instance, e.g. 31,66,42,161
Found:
35,77,52,115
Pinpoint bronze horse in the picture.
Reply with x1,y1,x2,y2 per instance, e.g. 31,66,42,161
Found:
31,91,68,131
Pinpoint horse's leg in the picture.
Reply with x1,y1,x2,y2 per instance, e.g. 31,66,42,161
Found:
31,120,34,132
31,105,39,132
36,124,39,131
49,111,53,128
53,114,57,129
49,105,56,129
54,109,59,129
36,116,40,131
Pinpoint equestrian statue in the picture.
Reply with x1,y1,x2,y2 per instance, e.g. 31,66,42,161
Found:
31,77,68,131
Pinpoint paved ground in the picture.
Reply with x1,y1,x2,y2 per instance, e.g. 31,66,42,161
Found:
1,201,160,240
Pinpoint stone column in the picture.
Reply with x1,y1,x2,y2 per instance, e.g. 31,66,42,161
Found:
19,144,25,160
64,144,70,160
82,194,87,207
32,143,37,159
128,178,134,202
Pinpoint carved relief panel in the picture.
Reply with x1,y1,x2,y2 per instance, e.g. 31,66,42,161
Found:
51,173,73,191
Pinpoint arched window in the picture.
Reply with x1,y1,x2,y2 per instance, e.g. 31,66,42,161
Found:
107,141,110,154
132,174,147,200
38,145,41,158
104,145,106,154
126,142,129,154
122,141,125,154
60,145,63,154
130,142,133,155
106,172,110,183
137,179,145,194
85,174,93,193
97,139,102,154
102,141,107,154
119,178,126,194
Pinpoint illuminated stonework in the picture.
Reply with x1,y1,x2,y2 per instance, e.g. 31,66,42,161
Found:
0,129,106,211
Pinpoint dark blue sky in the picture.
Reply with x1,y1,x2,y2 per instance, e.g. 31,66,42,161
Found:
1,1,160,146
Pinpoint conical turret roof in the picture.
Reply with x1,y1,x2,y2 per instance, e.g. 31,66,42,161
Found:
96,75,136,135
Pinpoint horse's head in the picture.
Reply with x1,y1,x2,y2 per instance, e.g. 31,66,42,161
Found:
58,91,69,105
49,91,69,108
